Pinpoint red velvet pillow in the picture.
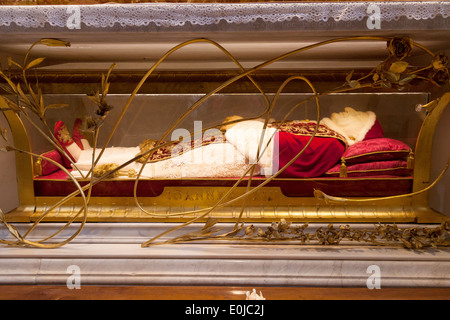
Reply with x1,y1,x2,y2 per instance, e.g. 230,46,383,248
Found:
35,149,64,176
326,160,412,177
341,138,411,165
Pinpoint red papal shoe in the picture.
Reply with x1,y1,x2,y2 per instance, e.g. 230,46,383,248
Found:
54,121,82,167
72,118,91,150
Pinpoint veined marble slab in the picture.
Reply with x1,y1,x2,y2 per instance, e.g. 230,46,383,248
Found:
0,223,449,287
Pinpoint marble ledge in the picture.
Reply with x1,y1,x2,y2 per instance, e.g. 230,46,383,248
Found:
0,223,449,287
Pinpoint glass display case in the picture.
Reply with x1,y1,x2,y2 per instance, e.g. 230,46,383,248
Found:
0,2,448,232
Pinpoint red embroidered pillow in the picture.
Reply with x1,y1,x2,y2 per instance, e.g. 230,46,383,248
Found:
342,138,411,165
326,160,412,177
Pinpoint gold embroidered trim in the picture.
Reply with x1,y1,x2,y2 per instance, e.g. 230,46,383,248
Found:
326,166,411,176
344,149,410,161
56,125,73,144
271,121,348,147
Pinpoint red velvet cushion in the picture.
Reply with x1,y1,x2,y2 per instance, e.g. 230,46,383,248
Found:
363,118,384,141
39,149,64,176
342,138,411,165
326,160,411,177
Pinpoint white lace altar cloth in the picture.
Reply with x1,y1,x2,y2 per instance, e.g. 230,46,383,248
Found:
0,2,448,29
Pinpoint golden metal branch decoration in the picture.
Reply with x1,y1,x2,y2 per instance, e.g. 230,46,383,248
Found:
0,36,449,250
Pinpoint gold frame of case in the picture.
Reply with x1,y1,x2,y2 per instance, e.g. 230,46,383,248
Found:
1,29,449,225
2,90,448,224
